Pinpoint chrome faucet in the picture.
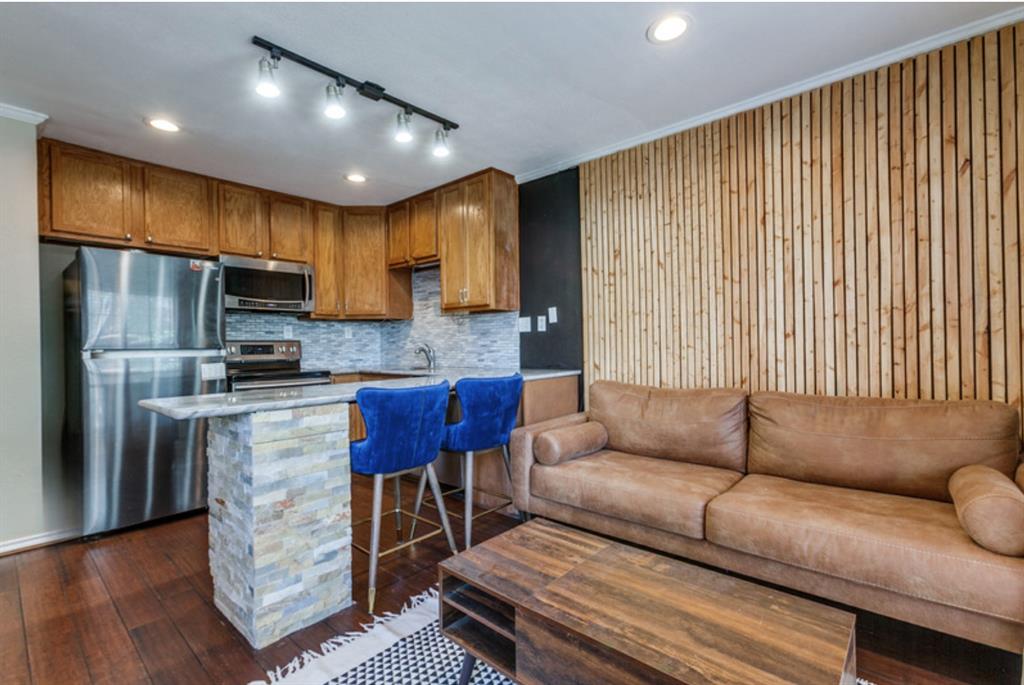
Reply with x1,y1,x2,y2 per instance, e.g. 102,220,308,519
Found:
414,342,437,371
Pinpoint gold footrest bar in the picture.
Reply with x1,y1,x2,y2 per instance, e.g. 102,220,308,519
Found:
420,489,514,520
351,507,447,558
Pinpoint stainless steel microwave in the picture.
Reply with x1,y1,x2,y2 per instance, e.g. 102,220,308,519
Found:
220,255,314,313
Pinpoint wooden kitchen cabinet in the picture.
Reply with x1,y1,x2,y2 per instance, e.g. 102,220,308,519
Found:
268,194,313,263
217,182,267,258
141,166,216,253
438,169,519,312
39,139,217,254
387,192,438,267
409,192,439,263
41,140,136,244
341,207,412,319
387,202,411,266
312,203,342,317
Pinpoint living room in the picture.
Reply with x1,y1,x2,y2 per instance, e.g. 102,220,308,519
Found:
2,3,1024,684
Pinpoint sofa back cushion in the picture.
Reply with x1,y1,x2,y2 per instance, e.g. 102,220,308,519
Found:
748,392,1020,501
588,381,748,471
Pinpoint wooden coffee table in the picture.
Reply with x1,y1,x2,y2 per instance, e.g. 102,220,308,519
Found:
439,518,856,685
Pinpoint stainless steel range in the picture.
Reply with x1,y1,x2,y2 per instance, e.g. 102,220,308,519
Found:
226,340,332,391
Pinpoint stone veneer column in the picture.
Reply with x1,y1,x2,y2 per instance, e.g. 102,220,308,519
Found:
207,403,352,649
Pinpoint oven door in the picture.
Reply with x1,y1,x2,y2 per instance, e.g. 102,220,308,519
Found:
221,255,314,313
231,376,332,391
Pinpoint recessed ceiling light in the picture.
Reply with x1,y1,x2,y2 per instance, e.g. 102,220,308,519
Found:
647,14,689,43
346,173,366,183
148,118,180,133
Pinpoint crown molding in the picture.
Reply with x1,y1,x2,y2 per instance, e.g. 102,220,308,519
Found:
516,5,1024,184
0,102,48,126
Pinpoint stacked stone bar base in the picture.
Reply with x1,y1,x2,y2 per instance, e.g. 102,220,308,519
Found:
207,403,352,649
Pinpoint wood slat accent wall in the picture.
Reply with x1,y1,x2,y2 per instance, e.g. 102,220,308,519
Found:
580,22,1024,417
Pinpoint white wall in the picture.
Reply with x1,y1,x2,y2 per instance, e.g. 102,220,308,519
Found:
0,113,51,551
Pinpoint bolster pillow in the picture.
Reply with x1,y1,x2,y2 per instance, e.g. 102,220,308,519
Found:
949,464,1024,557
534,422,608,466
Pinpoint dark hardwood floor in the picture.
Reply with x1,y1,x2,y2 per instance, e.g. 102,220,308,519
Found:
0,474,1019,684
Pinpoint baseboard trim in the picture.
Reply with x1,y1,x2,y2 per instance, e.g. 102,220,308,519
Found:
0,527,82,557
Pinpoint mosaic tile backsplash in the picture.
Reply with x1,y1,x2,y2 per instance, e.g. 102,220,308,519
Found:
225,267,519,371
382,267,519,369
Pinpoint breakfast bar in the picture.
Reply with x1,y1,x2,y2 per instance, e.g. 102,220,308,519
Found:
140,368,579,649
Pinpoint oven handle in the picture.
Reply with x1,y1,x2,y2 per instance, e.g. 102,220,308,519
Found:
232,377,331,391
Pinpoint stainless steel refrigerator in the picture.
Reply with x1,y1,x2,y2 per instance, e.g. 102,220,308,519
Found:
64,247,226,535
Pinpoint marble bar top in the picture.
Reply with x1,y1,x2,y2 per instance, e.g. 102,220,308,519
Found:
140,368,581,420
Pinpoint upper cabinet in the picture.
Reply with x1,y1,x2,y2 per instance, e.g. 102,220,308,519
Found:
409,193,439,263
141,167,216,253
218,186,312,263
387,192,439,268
44,141,134,243
341,207,412,320
217,182,266,258
387,202,411,267
312,203,342,318
438,169,519,312
268,194,313,263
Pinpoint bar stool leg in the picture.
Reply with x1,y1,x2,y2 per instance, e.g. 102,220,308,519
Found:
392,476,403,542
368,473,384,614
502,444,530,522
425,463,458,554
408,468,428,539
464,451,474,549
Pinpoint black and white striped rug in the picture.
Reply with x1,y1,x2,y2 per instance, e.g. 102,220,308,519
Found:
254,590,874,685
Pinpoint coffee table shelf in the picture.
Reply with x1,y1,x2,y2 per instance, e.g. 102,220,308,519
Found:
440,571,517,681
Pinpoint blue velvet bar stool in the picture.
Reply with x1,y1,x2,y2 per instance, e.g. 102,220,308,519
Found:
350,381,458,613
410,374,524,549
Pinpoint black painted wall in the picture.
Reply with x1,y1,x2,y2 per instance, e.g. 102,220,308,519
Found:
518,167,584,399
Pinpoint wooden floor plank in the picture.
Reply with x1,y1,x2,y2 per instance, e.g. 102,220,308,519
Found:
0,556,31,685
158,589,266,685
58,544,151,684
129,617,214,685
16,547,92,684
88,538,164,631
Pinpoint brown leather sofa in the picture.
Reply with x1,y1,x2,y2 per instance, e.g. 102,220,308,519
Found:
509,380,1024,653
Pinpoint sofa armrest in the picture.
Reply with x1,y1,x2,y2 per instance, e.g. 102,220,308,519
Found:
510,412,588,512
1016,462,1023,492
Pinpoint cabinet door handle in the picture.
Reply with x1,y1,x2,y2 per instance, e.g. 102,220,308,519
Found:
257,250,264,257
145,235,154,243
124,233,133,241
272,252,278,259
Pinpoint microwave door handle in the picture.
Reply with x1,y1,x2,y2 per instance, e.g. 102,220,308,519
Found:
305,270,312,303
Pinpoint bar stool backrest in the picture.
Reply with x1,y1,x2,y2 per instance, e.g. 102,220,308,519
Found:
351,380,451,475
444,374,524,452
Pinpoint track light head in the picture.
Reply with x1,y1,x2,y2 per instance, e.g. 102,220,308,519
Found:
432,128,451,158
324,82,346,119
394,111,413,144
256,56,280,98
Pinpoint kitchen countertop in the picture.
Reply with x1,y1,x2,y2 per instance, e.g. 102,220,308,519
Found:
140,368,581,420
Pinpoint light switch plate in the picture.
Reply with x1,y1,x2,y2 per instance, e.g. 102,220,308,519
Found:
518,316,532,333
344,327,353,339
537,315,547,332
201,362,226,381
547,306,558,324
283,324,294,338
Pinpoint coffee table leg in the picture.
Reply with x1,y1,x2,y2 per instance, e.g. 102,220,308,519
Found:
457,651,477,685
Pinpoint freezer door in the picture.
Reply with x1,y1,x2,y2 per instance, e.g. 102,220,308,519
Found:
78,246,224,350
81,350,226,535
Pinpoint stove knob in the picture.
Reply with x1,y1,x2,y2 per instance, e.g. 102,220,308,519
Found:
290,345,297,353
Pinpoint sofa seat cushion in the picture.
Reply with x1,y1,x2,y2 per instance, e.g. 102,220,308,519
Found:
531,450,743,539
706,475,1024,622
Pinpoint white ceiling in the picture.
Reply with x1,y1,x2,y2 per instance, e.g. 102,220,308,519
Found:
1,2,1021,205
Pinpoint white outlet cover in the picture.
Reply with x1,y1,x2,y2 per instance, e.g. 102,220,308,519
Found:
537,315,547,332
344,327,353,339
283,324,294,338
547,306,558,324
518,316,532,333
